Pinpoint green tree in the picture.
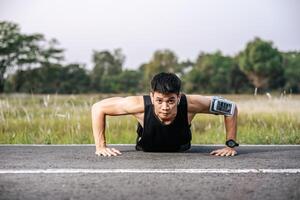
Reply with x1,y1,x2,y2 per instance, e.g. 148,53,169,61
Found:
237,37,284,91
91,49,125,92
6,63,90,94
183,51,235,93
282,51,300,93
6,64,61,93
58,64,90,93
0,21,64,92
143,49,180,90
117,69,143,93
230,61,252,94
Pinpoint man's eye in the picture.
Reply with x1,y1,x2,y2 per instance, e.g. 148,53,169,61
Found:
168,100,174,104
157,100,162,103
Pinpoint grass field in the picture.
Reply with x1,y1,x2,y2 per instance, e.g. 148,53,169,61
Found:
0,93,299,144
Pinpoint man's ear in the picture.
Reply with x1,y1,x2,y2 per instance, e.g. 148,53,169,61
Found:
150,92,154,104
177,93,182,105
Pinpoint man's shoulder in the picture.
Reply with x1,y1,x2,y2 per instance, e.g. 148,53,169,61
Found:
185,94,210,103
112,95,144,114
100,95,144,107
123,95,144,105
184,94,211,113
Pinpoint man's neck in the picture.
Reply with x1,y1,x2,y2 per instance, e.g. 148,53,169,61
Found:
154,110,177,125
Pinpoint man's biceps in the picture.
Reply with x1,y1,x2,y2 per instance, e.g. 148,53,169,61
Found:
97,98,128,115
116,100,132,114
106,105,129,115
190,104,210,114
194,96,211,112
100,97,140,115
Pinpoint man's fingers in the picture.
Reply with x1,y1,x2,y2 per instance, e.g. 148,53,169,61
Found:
106,148,117,156
95,148,122,157
95,150,108,157
95,151,105,156
111,148,122,155
210,150,217,155
95,152,101,156
102,150,109,157
211,150,222,156
210,148,238,157
225,152,231,156
220,151,227,156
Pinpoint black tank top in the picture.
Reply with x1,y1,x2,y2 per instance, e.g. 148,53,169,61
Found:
136,94,192,152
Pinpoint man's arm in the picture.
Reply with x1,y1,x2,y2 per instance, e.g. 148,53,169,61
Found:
91,96,144,156
209,106,238,156
187,95,238,156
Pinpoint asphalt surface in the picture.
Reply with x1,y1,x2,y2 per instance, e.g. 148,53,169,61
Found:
0,145,299,200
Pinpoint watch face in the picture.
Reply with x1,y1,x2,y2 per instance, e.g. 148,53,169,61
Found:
226,140,238,147
228,141,235,147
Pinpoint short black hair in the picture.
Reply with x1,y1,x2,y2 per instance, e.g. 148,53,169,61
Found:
150,72,181,95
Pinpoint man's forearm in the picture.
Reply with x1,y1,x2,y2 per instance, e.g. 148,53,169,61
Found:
91,105,107,150
224,107,238,141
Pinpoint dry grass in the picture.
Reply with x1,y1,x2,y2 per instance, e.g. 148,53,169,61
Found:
0,93,299,144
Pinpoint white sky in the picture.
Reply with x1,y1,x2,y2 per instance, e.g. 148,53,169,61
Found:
1,0,299,69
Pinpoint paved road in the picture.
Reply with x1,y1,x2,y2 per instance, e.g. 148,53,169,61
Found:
0,145,299,200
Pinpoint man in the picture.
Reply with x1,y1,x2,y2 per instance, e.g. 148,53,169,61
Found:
91,72,239,157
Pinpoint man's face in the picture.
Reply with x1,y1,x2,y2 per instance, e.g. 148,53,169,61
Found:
150,92,181,121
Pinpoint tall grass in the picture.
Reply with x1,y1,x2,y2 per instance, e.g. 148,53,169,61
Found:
0,93,299,144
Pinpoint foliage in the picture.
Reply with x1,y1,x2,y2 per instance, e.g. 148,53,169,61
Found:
282,51,300,93
183,51,237,93
5,64,90,94
143,50,180,89
1,21,300,94
0,21,63,92
237,37,284,91
90,49,124,92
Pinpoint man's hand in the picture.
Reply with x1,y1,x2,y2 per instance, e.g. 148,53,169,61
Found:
210,147,237,156
95,147,122,157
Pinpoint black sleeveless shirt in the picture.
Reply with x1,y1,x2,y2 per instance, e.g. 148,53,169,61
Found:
136,94,192,152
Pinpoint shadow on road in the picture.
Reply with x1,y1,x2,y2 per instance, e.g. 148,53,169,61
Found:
110,145,300,156
185,146,299,155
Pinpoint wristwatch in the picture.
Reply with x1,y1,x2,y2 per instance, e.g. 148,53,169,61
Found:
226,139,239,148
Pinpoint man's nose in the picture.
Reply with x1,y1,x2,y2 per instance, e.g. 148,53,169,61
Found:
162,102,169,110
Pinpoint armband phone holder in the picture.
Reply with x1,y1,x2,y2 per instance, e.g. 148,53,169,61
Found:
209,96,235,116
